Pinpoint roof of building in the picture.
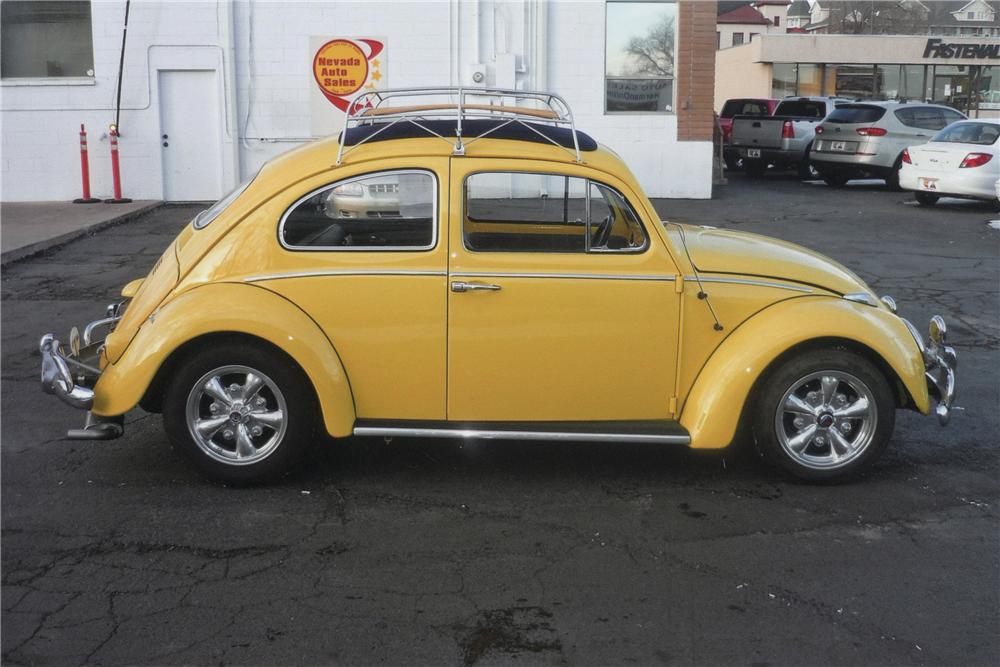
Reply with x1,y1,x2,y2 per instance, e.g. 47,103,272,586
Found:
717,4,773,24
786,26,808,32
718,1,754,16
787,0,811,17
754,0,791,5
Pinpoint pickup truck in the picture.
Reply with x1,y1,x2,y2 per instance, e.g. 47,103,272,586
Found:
730,97,847,179
719,97,778,171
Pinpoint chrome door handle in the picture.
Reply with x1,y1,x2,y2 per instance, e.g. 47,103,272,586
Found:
451,280,501,293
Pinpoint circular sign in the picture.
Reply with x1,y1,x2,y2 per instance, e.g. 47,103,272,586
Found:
313,39,369,98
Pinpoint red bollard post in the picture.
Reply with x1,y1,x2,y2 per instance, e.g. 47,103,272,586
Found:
104,126,132,204
73,124,100,204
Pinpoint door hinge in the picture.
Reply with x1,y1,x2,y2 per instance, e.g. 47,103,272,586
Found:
674,275,684,293
669,396,678,415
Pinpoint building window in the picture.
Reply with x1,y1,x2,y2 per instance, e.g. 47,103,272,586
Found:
771,63,796,98
732,32,744,46
716,31,720,49
605,0,676,113
1,1,94,79
773,15,780,27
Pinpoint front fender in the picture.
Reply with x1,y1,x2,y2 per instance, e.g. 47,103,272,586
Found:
92,282,356,437
680,296,929,449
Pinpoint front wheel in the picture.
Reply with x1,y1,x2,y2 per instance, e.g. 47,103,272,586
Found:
163,342,316,484
752,348,895,482
915,192,939,206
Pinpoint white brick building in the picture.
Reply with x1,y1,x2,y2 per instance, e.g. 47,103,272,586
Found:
1,0,717,203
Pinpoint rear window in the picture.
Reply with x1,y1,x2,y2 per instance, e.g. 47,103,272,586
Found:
824,105,886,124
932,122,1000,146
721,100,771,118
774,100,827,119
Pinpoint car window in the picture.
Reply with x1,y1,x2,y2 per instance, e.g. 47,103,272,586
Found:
825,105,886,124
722,100,770,118
280,170,435,249
932,122,1000,146
464,172,646,253
193,173,257,230
774,100,826,118
895,106,960,131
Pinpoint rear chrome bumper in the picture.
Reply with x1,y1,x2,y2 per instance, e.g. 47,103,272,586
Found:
902,315,957,425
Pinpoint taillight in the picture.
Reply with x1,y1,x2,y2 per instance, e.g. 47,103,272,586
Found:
856,127,888,136
901,149,911,164
782,120,794,139
959,153,993,168
815,126,824,134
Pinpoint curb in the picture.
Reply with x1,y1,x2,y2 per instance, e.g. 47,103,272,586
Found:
1,202,164,267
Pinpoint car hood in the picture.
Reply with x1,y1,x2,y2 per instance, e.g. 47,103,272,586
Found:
671,224,873,297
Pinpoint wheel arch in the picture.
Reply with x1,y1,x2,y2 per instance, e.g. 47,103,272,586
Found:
679,296,929,450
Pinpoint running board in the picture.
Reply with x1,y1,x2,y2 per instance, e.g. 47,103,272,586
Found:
352,419,690,445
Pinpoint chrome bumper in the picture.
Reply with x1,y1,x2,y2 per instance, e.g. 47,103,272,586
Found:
902,315,957,425
40,303,126,440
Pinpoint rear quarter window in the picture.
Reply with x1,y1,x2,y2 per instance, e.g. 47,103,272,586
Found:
825,105,886,124
932,122,1000,145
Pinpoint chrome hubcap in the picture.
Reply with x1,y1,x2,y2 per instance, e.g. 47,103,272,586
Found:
775,370,877,470
185,365,287,466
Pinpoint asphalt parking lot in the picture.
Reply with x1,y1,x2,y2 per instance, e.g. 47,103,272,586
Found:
3,172,998,665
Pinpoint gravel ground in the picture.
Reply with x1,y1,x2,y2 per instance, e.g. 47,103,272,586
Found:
2,172,997,665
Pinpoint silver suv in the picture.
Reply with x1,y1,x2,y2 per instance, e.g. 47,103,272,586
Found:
810,102,966,188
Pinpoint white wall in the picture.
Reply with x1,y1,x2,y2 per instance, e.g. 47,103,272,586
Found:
1,0,712,202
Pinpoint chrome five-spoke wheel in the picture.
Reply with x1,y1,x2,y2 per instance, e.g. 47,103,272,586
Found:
775,371,877,470
185,365,288,466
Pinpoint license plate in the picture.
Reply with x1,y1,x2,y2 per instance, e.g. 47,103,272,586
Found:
920,177,939,190
746,148,761,158
830,141,847,151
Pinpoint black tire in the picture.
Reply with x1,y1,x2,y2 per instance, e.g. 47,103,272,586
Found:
884,157,903,191
751,347,895,483
914,192,939,206
724,155,743,172
744,159,767,178
822,173,849,187
797,145,819,180
163,341,317,485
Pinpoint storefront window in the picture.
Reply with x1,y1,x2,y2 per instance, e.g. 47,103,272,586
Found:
771,63,796,98
826,64,874,99
975,65,999,112
605,1,676,113
797,64,822,97
1,0,94,79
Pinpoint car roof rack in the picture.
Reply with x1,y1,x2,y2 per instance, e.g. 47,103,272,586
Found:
336,86,584,165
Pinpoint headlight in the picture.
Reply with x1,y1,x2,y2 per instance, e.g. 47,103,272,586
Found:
331,182,364,197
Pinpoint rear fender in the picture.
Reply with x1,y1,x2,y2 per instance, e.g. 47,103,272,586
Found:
92,282,356,436
680,296,928,449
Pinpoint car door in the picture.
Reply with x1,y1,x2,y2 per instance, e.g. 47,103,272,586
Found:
446,159,681,422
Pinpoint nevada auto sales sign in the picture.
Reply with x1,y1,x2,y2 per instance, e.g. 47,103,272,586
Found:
313,38,385,112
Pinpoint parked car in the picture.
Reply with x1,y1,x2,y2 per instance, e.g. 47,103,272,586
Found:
730,96,847,179
899,119,1000,208
39,87,956,485
811,102,967,189
719,97,778,171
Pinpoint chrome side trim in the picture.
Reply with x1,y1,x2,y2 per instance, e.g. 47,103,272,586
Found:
451,271,675,282
244,269,447,283
844,292,878,307
353,426,691,445
685,276,813,293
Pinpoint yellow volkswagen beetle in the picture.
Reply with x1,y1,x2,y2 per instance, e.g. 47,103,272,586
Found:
40,88,956,484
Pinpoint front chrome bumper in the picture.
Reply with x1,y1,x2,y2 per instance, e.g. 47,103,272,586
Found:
902,315,958,425
40,302,126,439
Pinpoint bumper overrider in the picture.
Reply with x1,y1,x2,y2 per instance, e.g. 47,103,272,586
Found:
39,302,127,440
902,315,958,425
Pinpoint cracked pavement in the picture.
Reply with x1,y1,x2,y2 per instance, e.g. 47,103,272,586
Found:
3,174,998,665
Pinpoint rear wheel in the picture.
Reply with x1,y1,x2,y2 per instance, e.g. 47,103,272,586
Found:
915,192,939,206
744,159,768,178
163,342,316,484
724,155,743,172
884,157,903,191
798,145,820,180
752,347,895,482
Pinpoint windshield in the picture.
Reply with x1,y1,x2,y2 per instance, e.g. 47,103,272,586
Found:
193,174,256,230
824,105,886,124
721,100,771,118
931,122,1000,146
774,100,827,119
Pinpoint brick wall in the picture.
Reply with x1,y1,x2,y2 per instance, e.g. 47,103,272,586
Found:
676,0,718,141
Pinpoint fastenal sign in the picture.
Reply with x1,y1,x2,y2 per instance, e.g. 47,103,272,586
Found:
923,38,999,60
310,36,386,136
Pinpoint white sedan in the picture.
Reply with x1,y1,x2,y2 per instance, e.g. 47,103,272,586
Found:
899,119,1000,208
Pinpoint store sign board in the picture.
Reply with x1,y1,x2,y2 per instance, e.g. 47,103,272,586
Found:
923,38,999,60
309,37,385,136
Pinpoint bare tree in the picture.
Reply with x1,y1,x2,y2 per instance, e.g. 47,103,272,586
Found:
624,15,676,77
827,0,930,35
